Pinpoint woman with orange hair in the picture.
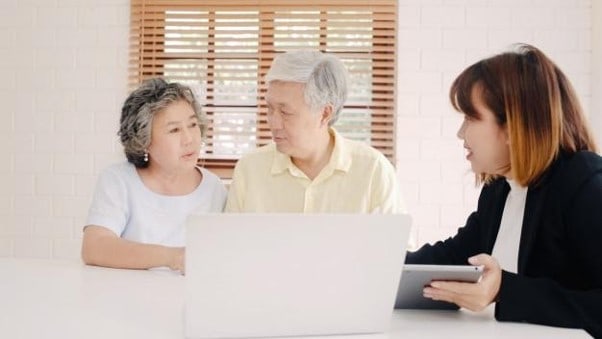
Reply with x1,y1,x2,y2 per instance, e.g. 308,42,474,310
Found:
405,44,602,337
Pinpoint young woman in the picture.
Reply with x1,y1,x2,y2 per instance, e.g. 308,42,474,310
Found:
405,44,602,337
81,78,227,274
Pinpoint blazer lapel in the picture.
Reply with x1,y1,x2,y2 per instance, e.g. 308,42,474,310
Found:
485,181,510,253
517,183,550,274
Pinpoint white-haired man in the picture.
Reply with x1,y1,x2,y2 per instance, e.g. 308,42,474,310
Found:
225,50,404,213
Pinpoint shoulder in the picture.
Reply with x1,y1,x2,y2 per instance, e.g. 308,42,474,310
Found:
89,162,134,203
198,167,225,187
525,151,602,212
239,143,276,160
477,178,509,210
343,137,393,168
562,151,602,173
234,143,276,170
196,167,228,203
550,151,602,193
97,161,136,183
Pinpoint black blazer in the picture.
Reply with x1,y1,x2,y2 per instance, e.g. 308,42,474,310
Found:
405,151,602,338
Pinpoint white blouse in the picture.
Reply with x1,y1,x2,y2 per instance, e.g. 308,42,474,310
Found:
491,179,528,273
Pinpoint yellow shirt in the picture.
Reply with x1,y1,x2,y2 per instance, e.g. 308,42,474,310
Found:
225,129,405,213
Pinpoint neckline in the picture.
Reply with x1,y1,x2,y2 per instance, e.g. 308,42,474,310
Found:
506,178,528,193
131,164,205,198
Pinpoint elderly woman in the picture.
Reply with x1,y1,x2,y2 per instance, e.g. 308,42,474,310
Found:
81,78,227,274
225,50,404,213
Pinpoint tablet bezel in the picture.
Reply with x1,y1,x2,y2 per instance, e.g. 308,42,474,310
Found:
394,264,483,310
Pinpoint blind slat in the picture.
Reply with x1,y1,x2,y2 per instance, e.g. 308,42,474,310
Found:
130,0,397,179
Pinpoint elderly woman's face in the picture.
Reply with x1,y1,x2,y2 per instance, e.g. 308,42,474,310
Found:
265,81,329,158
147,100,202,172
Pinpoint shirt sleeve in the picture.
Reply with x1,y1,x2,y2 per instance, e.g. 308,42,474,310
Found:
206,170,228,212
84,166,129,236
224,160,245,212
405,181,503,264
215,180,228,212
369,154,406,214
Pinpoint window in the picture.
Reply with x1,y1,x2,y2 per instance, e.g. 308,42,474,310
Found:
130,0,397,179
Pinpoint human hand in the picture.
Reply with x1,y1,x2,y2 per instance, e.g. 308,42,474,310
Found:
168,247,186,275
423,254,502,311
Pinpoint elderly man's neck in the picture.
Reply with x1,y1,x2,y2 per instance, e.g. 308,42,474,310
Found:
292,130,335,180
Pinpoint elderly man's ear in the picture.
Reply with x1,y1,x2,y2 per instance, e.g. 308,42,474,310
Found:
320,104,334,127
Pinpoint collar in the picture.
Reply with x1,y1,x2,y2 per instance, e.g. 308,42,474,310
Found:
270,128,352,177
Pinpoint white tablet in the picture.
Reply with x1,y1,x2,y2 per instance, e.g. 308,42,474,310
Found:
394,264,483,310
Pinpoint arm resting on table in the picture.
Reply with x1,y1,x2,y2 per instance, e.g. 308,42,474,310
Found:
81,225,184,273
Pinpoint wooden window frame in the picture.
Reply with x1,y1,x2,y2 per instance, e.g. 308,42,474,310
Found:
129,0,397,179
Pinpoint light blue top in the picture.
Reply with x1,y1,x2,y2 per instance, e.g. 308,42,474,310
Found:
85,162,227,246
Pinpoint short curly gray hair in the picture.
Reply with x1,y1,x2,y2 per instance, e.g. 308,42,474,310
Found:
265,50,348,126
118,78,207,168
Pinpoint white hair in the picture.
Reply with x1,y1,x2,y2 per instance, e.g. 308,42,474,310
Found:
265,50,348,126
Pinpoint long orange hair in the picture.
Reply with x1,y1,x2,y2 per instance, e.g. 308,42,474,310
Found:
450,44,597,186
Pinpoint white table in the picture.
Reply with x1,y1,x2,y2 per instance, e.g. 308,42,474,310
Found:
0,259,590,339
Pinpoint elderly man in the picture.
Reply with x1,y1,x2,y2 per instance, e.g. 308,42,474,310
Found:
225,50,404,213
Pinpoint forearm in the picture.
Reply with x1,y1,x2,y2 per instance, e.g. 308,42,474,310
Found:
405,240,467,265
82,235,179,270
406,212,486,265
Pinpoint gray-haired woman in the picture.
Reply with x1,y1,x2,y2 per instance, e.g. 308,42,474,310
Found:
81,78,227,274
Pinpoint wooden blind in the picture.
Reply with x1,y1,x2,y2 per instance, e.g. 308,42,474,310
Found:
129,0,397,179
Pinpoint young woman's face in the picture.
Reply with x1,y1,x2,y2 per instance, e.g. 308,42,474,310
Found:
456,88,511,177
147,100,202,173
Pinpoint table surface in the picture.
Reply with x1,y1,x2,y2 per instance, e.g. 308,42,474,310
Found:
0,259,590,339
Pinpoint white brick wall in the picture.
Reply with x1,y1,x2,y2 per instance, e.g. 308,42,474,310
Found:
593,0,602,140
0,0,598,259
397,0,596,249
0,0,128,259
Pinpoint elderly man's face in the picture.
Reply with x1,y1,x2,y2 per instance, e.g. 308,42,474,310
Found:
265,81,329,158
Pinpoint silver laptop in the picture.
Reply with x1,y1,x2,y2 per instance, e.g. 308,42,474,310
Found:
185,213,412,339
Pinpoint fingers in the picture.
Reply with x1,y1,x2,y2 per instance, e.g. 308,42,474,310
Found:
423,286,457,304
427,281,482,310
424,253,502,312
469,254,502,301
468,253,498,272
176,248,186,275
424,282,489,311
179,250,186,275
168,247,186,275
431,280,478,295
